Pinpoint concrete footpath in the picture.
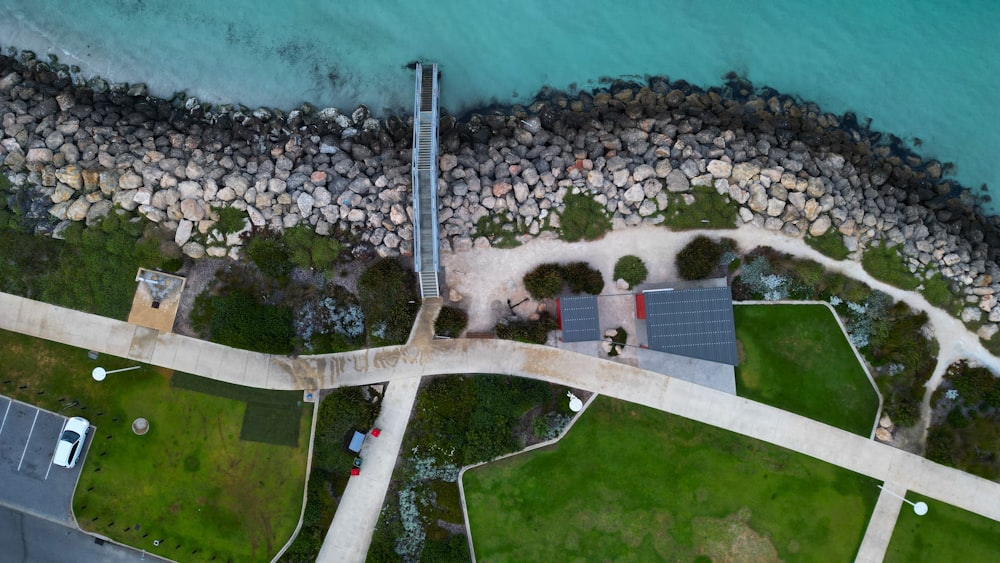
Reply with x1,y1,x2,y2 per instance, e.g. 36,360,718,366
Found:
315,376,420,562
3,291,1000,556
855,482,908,563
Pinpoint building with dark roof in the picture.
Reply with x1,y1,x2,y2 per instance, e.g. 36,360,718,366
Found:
556,295,601,342
634,279,738,366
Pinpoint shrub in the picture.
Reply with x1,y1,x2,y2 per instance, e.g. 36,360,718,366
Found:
563,261,604,295
524,263,564,300
435,306,468,337
921,272,961,314
613,255,648,289
862,242,919,290
213,206,247,235
676,235,725,280
558,193,611,242
204,289,295,354
805,230,850,260
495,312,558,344
358,258,420,345
247,229,293,279
283,224,342,272
946,362,997,407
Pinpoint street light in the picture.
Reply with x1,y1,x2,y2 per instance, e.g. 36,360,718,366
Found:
877,485,928,515
92,365,141,382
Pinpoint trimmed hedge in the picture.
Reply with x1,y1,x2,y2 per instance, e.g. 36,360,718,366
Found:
676,235,725,280
613,255,649,289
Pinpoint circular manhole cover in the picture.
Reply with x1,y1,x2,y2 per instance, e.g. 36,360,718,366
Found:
132,418,149,435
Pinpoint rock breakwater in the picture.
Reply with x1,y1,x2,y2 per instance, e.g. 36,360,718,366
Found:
1,51,998,330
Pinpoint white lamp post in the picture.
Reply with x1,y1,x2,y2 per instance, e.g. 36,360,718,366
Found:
92,365,141,382
877,485,928,515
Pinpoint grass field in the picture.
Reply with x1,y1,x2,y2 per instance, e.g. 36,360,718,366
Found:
884,492,1000,563
734,304,880,436
463,397,880,562
0,329,310,562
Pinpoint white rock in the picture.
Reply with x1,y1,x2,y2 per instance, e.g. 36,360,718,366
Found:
182,242,205,259
133,189,152,206
809,215,832,236
623,184,645,205
297,192,315,216
66,197,91,221
246,206,266,226
961,306,982,323
707,159,733,179
174,220,193,246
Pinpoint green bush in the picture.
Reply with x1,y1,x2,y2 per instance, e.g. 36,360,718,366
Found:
613,255,648,289
805,230,850,260
563,261,604,295
495,312,558,344
862,243,919,290
607,326,628,357
660,186,737,230
213,206,247,235
946,362,997,407
357,258,420,345
921,272,962,314
283,224,342,272
524,263,564,300
558,193,611,242
247,229,294,279
203,290,295,354
435,306,468,337
676,235,725,280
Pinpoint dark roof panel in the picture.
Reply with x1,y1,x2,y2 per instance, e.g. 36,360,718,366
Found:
643,286,738,365
559,295,601,342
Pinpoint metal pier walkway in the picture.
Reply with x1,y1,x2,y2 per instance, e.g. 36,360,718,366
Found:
412,63,441,299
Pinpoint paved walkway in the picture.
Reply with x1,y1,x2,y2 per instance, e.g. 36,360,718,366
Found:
3,289,1000,560
316,299,441,561
855,482,908,563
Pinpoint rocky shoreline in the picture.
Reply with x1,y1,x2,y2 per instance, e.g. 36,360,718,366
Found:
1,51,999,335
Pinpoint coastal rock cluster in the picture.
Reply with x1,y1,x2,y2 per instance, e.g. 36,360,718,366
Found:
1,52,999,333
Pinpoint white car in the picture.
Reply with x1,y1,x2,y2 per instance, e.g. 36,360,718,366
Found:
53,417,90,469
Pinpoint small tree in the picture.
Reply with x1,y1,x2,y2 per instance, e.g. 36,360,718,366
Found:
563,261,604,295
676,235,724,280
524,263,564,299
613,255,648,289
435,306,468,337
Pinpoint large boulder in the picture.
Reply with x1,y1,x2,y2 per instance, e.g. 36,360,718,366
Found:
665,169,690,192
809,215,833,236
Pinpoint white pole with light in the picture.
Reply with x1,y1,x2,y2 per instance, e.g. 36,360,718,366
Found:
877,485,928,515
92,365,141,382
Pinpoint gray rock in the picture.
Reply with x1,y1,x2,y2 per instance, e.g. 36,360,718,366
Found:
175,219,193,246
665,169,690,192
120,171,144,191
707,159,732,179
85,200,113,226
654,159,672,178
181,199,206,221
178,180,202,200
766,198,786,217
440,154,458,172
51,184,75,203
748,184,768,213
809,215,833,236
623,184,645,205
247,206,266,226
764,216,784,231
297,192,315,216
632,164,656,183
680,160,701,179
961,306,982,323
586,170,605,189
66,197,91,221
26,147,53,163
638,199,658,217
182,242,206,259
730,162,760,184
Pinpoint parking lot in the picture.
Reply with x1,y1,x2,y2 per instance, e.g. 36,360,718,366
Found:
0,395,91,523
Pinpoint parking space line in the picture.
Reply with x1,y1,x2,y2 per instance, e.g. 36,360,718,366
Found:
17,409,39,471
0,399,10,437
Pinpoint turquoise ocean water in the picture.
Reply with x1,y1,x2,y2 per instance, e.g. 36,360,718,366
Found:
0,0,997,208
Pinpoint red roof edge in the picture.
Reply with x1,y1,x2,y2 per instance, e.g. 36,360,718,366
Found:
635,293,646,319
556,298,562,329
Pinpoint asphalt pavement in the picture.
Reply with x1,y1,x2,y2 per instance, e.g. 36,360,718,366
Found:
0,396,90,523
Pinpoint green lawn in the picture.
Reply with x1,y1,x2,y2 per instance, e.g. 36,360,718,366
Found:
0,329,310,562
885,492,1000,562
735,304,880,436
463,397,880,562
